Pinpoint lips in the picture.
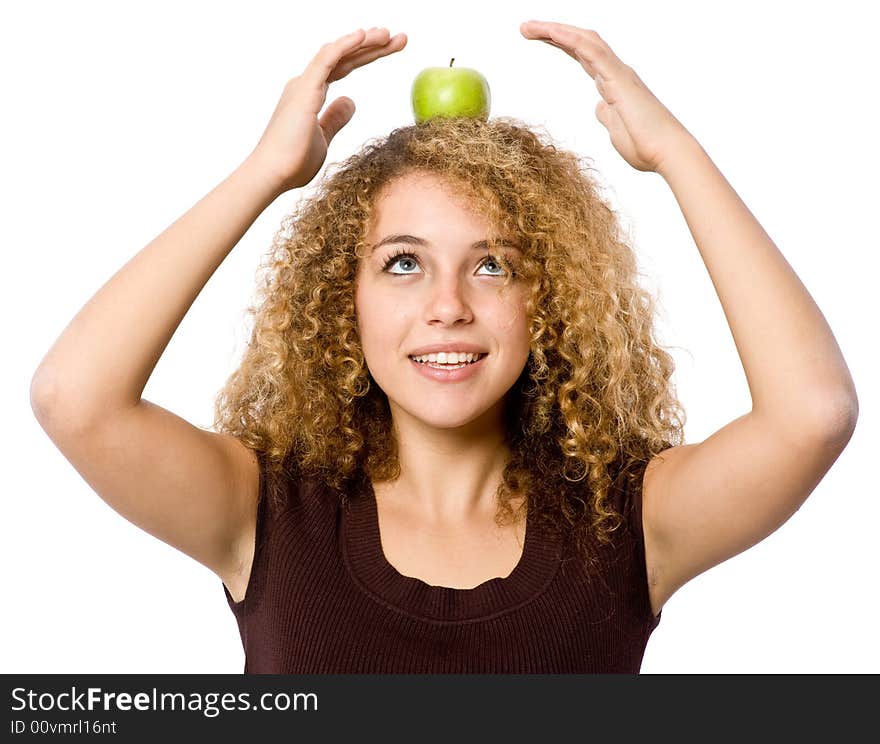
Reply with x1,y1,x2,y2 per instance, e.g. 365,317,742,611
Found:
408,352,488,382
408,352,488,365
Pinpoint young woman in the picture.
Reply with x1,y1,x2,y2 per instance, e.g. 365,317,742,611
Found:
31,22,858,673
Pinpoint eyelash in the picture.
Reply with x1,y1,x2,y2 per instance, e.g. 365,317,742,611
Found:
381,248,515,277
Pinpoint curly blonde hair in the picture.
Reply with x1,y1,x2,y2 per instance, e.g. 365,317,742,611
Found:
212,115,685,561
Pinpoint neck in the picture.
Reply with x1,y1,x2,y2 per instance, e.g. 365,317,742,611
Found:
375,402,517,525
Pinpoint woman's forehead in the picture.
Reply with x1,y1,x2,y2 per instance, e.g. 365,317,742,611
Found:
368,181,515,240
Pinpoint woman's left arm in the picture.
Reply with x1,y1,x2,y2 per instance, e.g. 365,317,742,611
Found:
656,134,859,430
521,20,858,612
521,20,858,427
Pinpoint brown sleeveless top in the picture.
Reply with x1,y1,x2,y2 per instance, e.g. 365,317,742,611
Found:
223,452,661,673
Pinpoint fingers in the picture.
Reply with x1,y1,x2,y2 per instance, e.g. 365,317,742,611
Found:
328,31,408,83
519,20,624,82
303,27,406,87
301,28,367,87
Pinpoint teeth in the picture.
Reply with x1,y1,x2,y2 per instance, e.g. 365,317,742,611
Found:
410,352,482,364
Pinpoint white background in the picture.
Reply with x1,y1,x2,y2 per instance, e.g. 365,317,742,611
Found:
3,0,877,673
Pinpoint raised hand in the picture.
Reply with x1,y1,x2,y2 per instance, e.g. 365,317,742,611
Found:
250,27,407,193
520,20,693,173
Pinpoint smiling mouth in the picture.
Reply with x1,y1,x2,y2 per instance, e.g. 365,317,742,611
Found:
408,353,488,369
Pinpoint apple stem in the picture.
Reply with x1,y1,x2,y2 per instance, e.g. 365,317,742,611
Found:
450,58,454,67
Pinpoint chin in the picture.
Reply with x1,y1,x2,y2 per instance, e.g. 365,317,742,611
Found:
395,396,505,432
418,412,486,430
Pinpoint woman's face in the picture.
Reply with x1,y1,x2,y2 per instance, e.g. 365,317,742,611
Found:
354,171,531,431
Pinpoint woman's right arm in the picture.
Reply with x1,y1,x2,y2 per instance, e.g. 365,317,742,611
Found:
29,156,283,591
31,158,284,424
29,27,407,590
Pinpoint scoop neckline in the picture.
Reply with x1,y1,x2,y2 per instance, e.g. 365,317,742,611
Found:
341,476,563,623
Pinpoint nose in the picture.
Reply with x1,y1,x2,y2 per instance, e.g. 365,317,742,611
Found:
424,273,474,326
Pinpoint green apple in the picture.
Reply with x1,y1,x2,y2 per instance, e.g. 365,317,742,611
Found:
411,58,491,124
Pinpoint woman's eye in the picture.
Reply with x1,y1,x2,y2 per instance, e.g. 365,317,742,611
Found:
382,252,508,276
480,258,506,276
385,253,420,274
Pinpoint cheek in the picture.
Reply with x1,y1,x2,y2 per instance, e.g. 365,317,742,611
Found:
492,292,530,343
355,295,410,357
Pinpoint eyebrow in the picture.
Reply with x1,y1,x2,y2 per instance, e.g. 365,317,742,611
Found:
371,234,522,254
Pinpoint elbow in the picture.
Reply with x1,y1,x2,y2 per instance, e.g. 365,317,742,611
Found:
809,390,859,448
29,367,56,423
832,399,858,446
30,366,137,432
29,367,77,430
755,387,858,452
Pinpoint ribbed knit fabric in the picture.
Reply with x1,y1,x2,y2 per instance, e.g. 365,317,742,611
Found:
223,452,662,673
